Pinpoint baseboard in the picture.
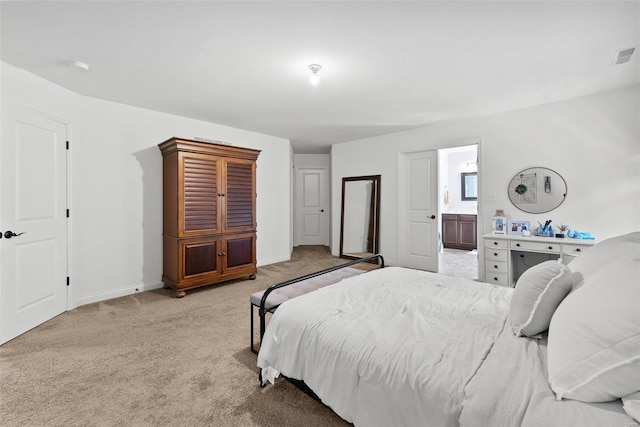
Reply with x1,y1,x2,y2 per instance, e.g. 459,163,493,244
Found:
257,255,290,267
72,280,164,308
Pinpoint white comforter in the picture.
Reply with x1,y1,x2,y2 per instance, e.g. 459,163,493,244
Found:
257,267,512,426
460,327,634,427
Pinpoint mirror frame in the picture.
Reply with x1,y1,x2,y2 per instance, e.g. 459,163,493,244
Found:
461,172,478,201
507,167,567,214
339,175,381,260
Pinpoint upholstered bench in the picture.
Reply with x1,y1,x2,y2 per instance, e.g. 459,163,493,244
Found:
250,254,385,353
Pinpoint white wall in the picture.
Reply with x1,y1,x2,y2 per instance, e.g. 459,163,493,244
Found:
2,61,292,308
332,86,640,271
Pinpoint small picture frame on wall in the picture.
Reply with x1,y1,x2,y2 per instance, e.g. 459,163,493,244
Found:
493,216,507,234
509,220,531,235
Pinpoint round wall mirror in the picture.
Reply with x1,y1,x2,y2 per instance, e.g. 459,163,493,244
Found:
507,167,567,214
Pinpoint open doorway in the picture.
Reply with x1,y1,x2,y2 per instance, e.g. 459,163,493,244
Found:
438,145,479,281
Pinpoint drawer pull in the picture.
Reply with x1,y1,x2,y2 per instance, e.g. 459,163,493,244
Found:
494,265,498,269
494,242,498,245
548,246,553,250
493,277,498,281
494,253,498,257
516,243,521,247
576,248,581,252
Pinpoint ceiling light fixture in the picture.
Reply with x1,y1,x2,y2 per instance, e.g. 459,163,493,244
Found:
308,64,321,85
69,60,90,72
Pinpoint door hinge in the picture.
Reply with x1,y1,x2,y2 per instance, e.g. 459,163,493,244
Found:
66,209,70,218
67,277,70,287
66,140,69,150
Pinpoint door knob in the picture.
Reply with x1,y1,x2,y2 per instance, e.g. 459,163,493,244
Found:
4,231,25,239
319,209,324,212
428,215,436,219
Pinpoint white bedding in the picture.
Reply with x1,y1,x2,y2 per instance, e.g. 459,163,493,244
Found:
460,326,634,427
257,267,512,426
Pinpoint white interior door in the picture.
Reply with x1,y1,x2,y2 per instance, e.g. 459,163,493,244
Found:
296,168,328,245
0,102,68,344
399,150,438,271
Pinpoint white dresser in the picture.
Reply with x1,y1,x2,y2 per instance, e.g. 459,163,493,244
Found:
483,233,594,286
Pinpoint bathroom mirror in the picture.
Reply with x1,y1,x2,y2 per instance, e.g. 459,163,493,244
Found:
461,172,477,201
340,175,381,259
508,167,567,214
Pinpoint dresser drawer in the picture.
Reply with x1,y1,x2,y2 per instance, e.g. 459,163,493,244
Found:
510,240,560,254
486,248,508,262
485,239,508,249
485,272,509,286
563,244,591,256
485,261,508,273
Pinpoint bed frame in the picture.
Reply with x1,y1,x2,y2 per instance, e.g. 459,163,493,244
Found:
251,254,385,355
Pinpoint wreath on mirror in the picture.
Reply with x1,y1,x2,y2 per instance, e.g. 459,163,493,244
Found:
515,184,528,195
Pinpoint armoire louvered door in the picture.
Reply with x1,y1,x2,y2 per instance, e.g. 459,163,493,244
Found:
223,159,255,233
159,138,260,298
181,153,220,236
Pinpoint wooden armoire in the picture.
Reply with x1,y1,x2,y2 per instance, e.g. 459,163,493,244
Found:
158,137,260,297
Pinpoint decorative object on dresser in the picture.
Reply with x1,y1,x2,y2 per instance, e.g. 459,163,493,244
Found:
556,224,569,238
483,233,594,287
158,137,260,298
508,220,530,235
492,215,507,234
442,214,477,250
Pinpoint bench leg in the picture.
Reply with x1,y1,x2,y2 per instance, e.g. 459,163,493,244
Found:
250,304,257,354
260,308,266,345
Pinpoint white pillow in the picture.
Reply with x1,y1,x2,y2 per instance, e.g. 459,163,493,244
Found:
567,232,640,286
548,256,640,402
623,392,640,422
509,260,573,337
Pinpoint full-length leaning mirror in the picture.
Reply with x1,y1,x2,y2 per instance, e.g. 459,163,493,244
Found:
340,175,381,259
508,167,567,214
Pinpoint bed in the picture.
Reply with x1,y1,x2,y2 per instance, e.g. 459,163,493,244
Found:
257,232,640,426
250,254,385,354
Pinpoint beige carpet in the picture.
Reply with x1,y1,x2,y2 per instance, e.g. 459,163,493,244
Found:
439,248,479,281
0,246,350,427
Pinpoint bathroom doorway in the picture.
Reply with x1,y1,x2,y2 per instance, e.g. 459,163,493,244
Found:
438,144,479,281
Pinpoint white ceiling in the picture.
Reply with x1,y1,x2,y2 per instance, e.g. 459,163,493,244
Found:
1,1,639,153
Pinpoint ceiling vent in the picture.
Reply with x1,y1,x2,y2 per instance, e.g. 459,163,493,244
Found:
613,47,636,65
